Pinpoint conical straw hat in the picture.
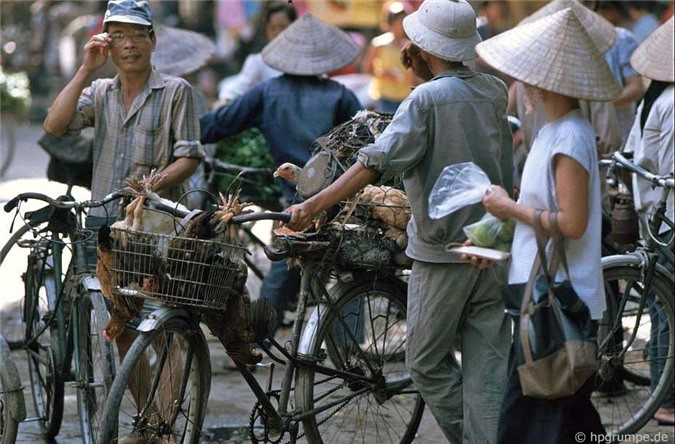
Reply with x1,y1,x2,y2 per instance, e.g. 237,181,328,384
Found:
631,17,674,82
262,14,359,76
519,0,616,53
476,8,622,101
153,26,215,77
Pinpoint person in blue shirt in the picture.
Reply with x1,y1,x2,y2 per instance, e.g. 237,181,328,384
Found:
585,0,644,144
200,14,362,339
627,1,661,43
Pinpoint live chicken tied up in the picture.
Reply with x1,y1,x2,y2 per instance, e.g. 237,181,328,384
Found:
358,185,410,230
192,191,263,365
97,170,169,341
98,179,263,365
96,225,145,341
273,111,392,186
273,162,303,184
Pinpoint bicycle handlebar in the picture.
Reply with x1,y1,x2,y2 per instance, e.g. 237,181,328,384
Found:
3,191,125,213
5,189,291,227
231,211,291,224
151,199,291,224
611,152,674,189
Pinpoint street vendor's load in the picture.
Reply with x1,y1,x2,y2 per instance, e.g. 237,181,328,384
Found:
284,110,393,198
96,173,261,363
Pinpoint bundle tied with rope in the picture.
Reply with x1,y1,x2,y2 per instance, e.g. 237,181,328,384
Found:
271,111,412,271
294,110,394,199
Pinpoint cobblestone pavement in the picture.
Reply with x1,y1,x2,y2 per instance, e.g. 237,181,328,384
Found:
1,122,673,443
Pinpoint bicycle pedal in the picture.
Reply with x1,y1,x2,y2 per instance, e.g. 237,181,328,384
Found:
250,299,278,340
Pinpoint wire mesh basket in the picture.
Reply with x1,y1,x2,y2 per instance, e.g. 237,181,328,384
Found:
108,228,247,310
334,227,404,271
273,224,410,273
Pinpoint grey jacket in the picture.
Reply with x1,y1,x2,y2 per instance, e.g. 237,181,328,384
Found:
358,66,513,262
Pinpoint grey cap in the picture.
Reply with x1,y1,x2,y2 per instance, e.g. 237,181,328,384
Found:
104,0,153,27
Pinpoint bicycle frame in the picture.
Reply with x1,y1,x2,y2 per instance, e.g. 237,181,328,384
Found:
133,259,412,441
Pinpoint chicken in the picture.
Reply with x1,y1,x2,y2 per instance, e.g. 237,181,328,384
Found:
96,225,115,303
273,162,302,185
103,283,145,341
358,185,411,230
384,226,408,249
166,191,262,365
96,225,145,341
99,169,185,341
112,169,181,232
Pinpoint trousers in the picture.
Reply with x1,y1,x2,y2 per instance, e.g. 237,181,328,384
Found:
406,261,510,443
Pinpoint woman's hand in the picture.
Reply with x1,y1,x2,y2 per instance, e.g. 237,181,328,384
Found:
483,185,515,219
459,239,495,270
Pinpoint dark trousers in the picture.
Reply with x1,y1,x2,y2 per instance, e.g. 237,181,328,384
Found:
498,317,606,444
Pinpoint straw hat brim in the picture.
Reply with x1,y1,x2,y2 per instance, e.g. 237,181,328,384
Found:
631,17,674,82
152,26,215,77
402,12,481,62
476,8,622,102
519,0,616,53
262,14,359,76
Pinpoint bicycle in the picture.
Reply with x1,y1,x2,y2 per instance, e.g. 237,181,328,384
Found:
97,196,423,443
202,156,282,282
593,151,674,438
0,332,25,444
1,191,125,443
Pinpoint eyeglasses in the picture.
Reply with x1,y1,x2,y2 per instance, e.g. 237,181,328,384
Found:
109,30,152,47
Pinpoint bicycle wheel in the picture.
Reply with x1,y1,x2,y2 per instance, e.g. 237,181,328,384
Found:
0,225,30,266
594,263,674,437
75,291,116,444
23,250,64,438
0,369,18,444
0,336,20,444
296,278,425,444
0,224,31,346
98,317,211,443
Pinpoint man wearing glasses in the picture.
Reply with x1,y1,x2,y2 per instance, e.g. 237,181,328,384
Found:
44,0,204,218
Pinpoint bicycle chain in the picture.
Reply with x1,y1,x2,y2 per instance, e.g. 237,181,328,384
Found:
249,391,287,444
247,383,356,443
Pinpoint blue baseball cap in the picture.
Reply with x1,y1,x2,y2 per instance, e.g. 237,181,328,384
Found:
104,0,153,27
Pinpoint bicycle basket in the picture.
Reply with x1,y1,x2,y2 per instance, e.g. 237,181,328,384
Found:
273,224,409,272
108,228,247,310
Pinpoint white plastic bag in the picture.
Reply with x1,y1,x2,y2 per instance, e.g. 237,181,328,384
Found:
429,162,491,219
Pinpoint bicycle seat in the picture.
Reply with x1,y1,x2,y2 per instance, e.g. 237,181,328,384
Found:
24,195,78,234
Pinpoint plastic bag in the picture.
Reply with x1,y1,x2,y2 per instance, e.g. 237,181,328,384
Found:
429,162,491,219
463,213,515,252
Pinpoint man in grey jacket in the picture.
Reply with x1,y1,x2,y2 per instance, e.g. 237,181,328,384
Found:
284,1,512,442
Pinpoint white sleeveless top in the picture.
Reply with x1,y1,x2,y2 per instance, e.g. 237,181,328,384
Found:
508,109,606,319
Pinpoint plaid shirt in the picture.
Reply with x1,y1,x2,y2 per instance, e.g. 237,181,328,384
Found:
67,69,204,218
